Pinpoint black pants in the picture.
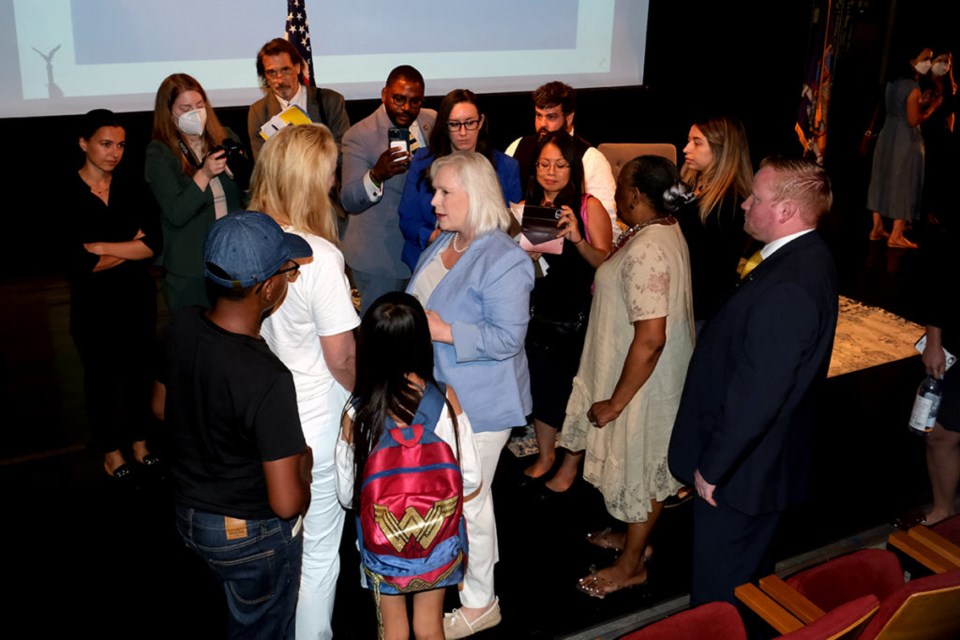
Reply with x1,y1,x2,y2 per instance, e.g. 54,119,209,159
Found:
691,496,781,607
73,326,154,453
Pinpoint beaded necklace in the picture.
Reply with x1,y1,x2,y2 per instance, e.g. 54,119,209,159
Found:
606,215,676,260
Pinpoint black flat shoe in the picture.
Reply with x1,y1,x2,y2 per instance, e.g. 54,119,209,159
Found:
138,453,161,467
107,463,135,481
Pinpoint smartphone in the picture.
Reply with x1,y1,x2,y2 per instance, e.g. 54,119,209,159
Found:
388,127,409,162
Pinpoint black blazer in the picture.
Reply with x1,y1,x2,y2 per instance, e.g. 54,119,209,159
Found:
668,231,838,516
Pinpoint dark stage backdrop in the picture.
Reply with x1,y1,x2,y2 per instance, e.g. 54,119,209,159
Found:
0,0,937,278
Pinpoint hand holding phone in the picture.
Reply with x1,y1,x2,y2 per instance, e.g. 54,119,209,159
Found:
388,127,410,161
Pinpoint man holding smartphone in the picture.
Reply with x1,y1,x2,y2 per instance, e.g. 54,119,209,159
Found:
341,65,437,313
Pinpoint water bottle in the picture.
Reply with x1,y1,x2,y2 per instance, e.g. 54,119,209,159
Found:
908,376,942,435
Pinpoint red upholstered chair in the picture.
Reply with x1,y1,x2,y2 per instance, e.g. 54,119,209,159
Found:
775,595,878,640
931,513,960,543
741,548,960,639
782,549,904,611
855,568,960,639
621,596,878,640
888,519,960,574
619,602,746,640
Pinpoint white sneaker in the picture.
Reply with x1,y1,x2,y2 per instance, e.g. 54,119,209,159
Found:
443,597,502,639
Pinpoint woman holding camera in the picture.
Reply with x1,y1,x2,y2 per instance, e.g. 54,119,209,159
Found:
522,130,611,487
145,73,247,312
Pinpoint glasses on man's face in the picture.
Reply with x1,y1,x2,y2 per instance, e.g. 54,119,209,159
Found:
275,261,301,282
265,67,295,80
390,94,424,109
447,119,482,132
536,160,571,171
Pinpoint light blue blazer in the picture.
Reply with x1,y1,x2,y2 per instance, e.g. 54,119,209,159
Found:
408,230,534,432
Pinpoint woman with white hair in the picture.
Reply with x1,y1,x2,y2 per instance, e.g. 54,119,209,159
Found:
252,123,360,640
407,151,534,638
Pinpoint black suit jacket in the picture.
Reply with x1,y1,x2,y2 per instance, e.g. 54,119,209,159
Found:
668,231,838,516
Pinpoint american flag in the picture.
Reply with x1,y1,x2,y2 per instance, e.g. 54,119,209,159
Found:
286,0,315,87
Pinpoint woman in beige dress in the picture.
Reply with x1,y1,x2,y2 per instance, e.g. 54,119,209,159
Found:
559,155,695,598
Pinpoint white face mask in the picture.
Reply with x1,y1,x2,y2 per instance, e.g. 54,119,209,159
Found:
933,61,950,77
914,60,933,75
176,108,207,136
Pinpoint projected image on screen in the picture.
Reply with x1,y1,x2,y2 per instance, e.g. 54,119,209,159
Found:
4,0,646,118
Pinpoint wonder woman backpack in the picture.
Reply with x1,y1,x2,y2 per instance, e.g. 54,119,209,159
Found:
357,382,467,596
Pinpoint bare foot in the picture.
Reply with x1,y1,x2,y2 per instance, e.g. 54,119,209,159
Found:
577,564,648,599
887,236,918,249
104,450,128,477
586,528,626,551
523,455,555,479
924,509,955,527
545,471,576,493
132,440,152,464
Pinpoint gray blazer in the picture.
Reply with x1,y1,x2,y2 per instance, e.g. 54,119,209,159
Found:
247,86,350,160
340,104,437,278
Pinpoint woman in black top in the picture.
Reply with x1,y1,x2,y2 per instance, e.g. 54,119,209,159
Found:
676,115,754,325
522,131,611,484
65,109,162,480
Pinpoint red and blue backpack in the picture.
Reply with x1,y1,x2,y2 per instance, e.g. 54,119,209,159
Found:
358,381,468,596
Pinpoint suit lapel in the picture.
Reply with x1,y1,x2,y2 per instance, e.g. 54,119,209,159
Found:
423,233,488,308
305,87,321,123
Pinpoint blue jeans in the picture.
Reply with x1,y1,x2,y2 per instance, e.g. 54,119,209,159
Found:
176,505,303,639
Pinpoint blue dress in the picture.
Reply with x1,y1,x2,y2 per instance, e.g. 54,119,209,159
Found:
867,78,925,220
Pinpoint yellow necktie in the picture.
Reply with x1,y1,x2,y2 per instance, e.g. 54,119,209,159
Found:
738,250,763,280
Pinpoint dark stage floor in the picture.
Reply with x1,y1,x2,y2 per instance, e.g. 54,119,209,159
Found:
0,198,943,638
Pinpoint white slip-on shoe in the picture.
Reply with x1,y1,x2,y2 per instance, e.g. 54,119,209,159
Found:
443,597,502,639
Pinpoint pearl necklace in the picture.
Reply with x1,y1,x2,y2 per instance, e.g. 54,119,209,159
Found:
608,215,675,259
452,232,471,254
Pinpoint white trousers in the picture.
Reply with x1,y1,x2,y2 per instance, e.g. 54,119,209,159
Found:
295,396,348,640
459,428,511,608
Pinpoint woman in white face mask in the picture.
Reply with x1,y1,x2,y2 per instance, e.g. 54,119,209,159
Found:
921,52,957,227
145,73,248,312
866,47,941,249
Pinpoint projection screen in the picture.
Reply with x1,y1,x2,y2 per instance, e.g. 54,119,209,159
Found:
1,0,649,118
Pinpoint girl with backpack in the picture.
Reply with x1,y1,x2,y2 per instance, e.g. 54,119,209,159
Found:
336,292,481,640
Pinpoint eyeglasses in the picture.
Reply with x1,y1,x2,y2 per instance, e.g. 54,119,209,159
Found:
275,261,301,282
389,94,424,109
264,67,296,80
536,160,571,171
447,119,482,132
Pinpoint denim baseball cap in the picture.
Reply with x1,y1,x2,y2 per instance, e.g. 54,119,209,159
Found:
203,211,312,288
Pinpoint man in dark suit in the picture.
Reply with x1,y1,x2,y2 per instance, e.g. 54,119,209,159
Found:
247,38,350,161
340,65,436,313
668,156,839,606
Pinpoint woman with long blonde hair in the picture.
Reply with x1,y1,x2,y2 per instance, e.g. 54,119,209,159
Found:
677,115,754,323
254,124,360,640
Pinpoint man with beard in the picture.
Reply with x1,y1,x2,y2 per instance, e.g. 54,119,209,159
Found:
505,81,616,228
340,65,437,312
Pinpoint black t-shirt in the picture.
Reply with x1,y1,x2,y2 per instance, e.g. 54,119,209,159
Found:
159,307,306,519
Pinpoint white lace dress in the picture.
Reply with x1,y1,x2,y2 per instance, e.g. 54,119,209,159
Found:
559,221,695,522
